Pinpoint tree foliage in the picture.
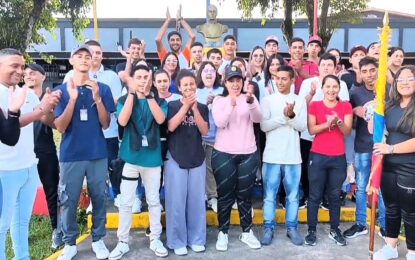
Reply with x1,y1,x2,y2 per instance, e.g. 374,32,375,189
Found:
232,0,369,48
0,0,91,52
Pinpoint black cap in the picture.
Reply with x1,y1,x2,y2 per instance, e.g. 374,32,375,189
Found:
26,64,45,75
224,65,243,81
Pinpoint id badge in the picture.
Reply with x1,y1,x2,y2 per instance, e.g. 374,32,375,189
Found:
141,135,149,147
80,109,88,121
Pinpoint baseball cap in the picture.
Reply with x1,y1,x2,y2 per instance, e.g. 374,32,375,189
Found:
26,64,45,75
350,45,367,56
70,44,92,57
265,35,279,45
308,35,322,47
224,65,243,81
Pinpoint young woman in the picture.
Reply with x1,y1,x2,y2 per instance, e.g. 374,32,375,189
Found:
164,69,209,256
305,75,353,247
212,65,263,251
196,61,223,213
327,48,346,77
387,47,405,85
265,54,289,95
373,65,415,260
161,52,180,94
248,46,268,100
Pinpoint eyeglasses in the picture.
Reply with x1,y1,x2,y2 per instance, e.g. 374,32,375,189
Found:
202,68,216,74
396,77,415,84
166,59,178,63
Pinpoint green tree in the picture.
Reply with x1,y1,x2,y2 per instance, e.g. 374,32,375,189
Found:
0,0,91,52
233,0,369,49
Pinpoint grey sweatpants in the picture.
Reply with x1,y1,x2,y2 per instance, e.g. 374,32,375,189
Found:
58,159,107,245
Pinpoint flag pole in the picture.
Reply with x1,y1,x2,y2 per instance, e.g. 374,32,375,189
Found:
92,0,99,41
313,0,318,36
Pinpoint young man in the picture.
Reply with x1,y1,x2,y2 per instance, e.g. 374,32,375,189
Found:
287,37,319,94
63,40,124,210
54,45,115,260
218,35,237,75
298,53,350,207
0,48,60,260
155,8,195,69
367,42,380,60
264,35,279,59
24,64,63,251
340,45,367,90
116,38,145,73
109,65,168,259
307,35,323,65
343,57,386,239
260,65,307,246
207,48,223,71
190,42,204,73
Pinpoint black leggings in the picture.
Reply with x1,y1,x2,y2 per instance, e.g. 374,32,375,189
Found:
381,162,415,250
212,149,258,233
307,153,346,231
37,152,60,229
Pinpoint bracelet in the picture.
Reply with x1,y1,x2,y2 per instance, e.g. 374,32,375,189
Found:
8,109,20,117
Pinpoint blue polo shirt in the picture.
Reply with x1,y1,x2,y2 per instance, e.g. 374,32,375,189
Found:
54,82,115,162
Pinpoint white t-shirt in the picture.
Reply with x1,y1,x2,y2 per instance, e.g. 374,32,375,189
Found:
0,84,40,171
298,76,350,141
63,65,122,139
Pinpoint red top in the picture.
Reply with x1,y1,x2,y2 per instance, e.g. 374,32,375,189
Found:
288,60,319,94
309,100,353,156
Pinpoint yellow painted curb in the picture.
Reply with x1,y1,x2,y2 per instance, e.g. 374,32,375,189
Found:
89,207,361,229
44,231,91,260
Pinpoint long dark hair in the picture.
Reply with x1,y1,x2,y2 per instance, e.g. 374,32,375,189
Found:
161,52,180,80
386,65,415,136
196,61,220,89
265,54,285,87
322,74,341,101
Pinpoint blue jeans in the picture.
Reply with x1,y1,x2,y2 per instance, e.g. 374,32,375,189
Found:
0,164,39,260
262,163,301,230
355,152,386,229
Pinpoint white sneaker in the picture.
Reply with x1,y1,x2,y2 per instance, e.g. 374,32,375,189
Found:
114,195,120,208
239,230,261,249
190,244,205,252
216,231,228,251
232,201,238,210
57,245,77,260
109,241,130,260
132,197,142,213
174,247,188,256
86,201,93,214
150,239,168,257
92,240,110,259
208,198,218,213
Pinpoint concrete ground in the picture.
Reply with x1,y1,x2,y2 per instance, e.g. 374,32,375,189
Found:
70,223,408,260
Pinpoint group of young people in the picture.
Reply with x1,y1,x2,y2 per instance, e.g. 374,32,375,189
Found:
0,10,414,260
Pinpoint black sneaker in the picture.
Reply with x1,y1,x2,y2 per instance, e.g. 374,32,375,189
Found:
299,198,307,209
340,191,347,206
320,200,329,211
329,228,347,246
145,227,151,237
343,224,368,238
279,199,286,210
305,230,317,246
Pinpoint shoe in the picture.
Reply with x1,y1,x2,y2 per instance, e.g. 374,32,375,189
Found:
232,201,238,210
132,197,142,213
378,228,386,239
150,239,168,257
174,247,188,256
114,195,120,208
51,229,64,252
92,240,110,259
320,201,329,211
57,245,77,260
208,198,218,213
328,228,347,246
279,199,286,210
86,201,93,214
216,231,229,251
373,244,398,260
407,252,415,260
239,230,261,249
189,244,205,253
287,229,304,246
343,224,368,238
305,230,317,246
299,199,307,209
109,241,130,260
260,227,274,245
145,227,151,237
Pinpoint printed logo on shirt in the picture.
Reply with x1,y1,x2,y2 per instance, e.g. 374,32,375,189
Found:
182,114,197,126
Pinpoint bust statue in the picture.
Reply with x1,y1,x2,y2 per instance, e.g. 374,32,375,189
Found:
196,5,229,48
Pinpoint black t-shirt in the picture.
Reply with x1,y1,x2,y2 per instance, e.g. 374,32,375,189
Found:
167,100,209,169
34,121,57,155
340,70,357,90
350,84,375,153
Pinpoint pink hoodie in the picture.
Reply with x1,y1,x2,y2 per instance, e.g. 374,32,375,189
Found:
212,94,262,154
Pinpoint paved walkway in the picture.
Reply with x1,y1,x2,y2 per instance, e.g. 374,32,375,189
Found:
69,223,407,260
